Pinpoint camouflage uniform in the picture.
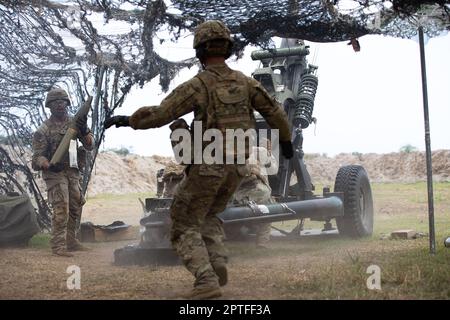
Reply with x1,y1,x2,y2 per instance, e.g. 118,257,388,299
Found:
127,62,290,290
161,162,185,198
156,168,165,198
159,119,189,198
228,146,277,246
106,21,291,297
32,116,93,253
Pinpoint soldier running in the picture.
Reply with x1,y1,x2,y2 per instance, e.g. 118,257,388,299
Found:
105,20,293,299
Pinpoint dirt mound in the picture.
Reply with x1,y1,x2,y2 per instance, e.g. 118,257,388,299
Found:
87,150,449,196
3,145,449,197
86,152,172,196
304,150,450,185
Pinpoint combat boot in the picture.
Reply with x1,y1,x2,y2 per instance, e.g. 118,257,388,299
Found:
67,240,91,252
212,262,228,286
256,242,270,249
52,249,74,257
185,287,222,300
187,268,222,299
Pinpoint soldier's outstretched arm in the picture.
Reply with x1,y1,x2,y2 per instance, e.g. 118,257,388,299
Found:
105,79,200,130
79,132,95,151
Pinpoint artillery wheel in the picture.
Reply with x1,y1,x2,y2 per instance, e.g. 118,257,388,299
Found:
334,165,373,237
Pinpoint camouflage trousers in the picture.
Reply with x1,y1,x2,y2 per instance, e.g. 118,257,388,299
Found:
163,177,183,198
170,164,246,289
44,168,85,252
229,176,274,245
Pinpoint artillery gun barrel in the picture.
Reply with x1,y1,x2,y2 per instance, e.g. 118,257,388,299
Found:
251,46,309,61
221,197,343,224
141,197,343,228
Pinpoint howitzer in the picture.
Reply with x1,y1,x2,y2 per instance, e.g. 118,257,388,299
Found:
251,39,318,200
49,96,92,166
114,39,374,266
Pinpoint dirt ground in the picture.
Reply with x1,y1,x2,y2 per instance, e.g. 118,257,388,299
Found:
0,239,404,300
1,182,450,300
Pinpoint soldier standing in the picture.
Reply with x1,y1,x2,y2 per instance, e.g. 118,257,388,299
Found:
228,140,277,248
161,162,185,198
32,88,94,257
105,20,293,299
156,168,165,198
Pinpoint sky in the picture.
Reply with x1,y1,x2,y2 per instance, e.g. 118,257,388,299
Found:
102,32,450,157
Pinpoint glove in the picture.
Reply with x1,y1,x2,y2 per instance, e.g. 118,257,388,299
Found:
169,118,189,131
104,116,130,129
48,162,64,173
76,114,89,136
279,140,294,159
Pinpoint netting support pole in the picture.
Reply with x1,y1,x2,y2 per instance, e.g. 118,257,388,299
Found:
418,26,436,254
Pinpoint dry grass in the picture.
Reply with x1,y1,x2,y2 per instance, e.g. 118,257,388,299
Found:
1,182,449,299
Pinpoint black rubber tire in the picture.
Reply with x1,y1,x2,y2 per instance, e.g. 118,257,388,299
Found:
334,165,373,237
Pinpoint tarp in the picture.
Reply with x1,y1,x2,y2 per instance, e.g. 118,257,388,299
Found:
0,194,40,246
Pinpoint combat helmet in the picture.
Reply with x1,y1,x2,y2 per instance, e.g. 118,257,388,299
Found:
193,20,233,58
45,88,71,108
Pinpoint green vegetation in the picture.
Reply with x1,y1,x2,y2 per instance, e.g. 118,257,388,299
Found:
242,181,450,298
272,242,450,299
24,182,450,299
400,144,418,153
352,151,363,160
29,233,51,249
103,146,133,156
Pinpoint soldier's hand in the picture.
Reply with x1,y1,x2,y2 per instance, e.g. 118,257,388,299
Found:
41,160,50,171
48,162,64,173
279,140,294,159
104,116,130,129
76,114,89,136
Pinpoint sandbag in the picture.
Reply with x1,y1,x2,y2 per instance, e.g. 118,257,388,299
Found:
0,194,40,247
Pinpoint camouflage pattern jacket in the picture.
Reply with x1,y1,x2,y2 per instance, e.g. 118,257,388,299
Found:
245,146,278,188
163,162,185,182
128,63,291,143
32,117,94,177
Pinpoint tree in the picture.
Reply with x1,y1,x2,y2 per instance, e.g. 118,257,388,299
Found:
399,144,418,153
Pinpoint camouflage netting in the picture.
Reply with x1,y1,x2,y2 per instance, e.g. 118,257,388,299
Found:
0,0,449,229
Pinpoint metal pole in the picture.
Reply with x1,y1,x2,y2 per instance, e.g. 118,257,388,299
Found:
82,66,105,195
418,26,436,254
